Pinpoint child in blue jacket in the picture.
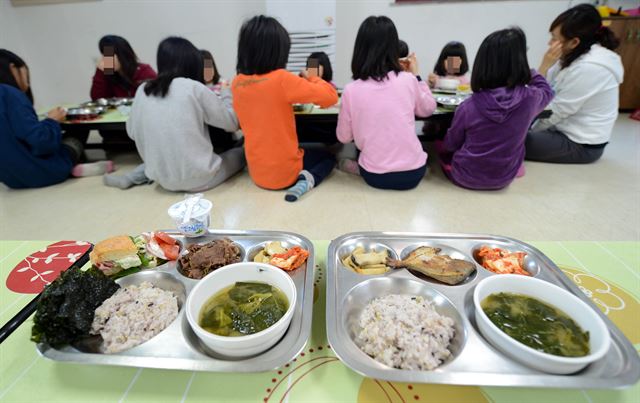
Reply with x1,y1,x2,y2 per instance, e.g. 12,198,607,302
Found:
0,50,113,189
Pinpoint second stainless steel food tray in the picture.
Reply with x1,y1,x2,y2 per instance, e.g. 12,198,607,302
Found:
326,232,640,388
37,230,314,372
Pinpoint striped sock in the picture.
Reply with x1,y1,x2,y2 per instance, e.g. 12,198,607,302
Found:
285,170,315,202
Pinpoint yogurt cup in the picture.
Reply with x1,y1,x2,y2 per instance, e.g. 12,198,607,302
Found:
168,198,212,237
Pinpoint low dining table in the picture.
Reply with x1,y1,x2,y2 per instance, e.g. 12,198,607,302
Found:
49,94,459,148
0,239,638,402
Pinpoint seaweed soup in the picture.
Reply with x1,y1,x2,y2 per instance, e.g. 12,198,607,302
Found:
481,292,590,357
199,282,288,337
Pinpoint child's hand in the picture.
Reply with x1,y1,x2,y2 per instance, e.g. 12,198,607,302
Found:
47,107,66,122
539,42,563,76
543,42,562,65
399,57,410,72
428,73,438,88
301,65,324,80
406,52,419,76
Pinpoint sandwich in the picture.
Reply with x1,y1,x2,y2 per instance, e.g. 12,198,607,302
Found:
90,235,140,276
90,232,180,278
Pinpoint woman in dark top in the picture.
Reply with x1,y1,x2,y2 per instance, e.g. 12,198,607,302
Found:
90,35,157,99
0,50,113,189
90,35,156,145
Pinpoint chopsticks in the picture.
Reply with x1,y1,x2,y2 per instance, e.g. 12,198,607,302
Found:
0,250,92,344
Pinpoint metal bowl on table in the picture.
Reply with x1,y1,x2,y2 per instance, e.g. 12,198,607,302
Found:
108,97,133,107
65,107,103,120
436,95,466,107
80,98,133,109
80,98,109,108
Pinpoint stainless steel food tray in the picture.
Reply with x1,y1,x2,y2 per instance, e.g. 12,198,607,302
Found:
37,230,314,372
326,232,640,388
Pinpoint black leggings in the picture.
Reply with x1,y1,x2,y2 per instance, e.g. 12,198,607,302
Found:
301,148,336,186
360,164,427,190
61,137,85,165
208,125,239,154
525,129,606,164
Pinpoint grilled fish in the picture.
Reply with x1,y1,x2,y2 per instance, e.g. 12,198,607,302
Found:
387,246,476,285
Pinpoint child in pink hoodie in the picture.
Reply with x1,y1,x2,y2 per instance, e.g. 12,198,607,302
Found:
337,16,436,190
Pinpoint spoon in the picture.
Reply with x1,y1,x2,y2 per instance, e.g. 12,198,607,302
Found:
182,194,202,225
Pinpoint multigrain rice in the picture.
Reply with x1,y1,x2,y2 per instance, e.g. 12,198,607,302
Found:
91,281,178,353
354,294,455,370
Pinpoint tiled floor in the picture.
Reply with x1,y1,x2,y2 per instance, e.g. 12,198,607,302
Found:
1,115,638,242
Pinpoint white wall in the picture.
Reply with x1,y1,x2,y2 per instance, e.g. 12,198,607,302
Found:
3,0,631,108
0,0,265,109
266,0,335,32
266,0,337,71
334,0,582,86
0,1,26,61
333,0,640,85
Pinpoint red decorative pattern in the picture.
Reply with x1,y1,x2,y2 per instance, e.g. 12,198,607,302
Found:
262,345,339,402
6,241,91,294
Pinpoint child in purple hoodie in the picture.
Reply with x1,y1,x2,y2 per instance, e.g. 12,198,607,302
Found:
440,28,553,190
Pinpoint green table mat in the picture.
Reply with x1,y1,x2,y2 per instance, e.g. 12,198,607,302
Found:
41,102,453,124
1,240,638,403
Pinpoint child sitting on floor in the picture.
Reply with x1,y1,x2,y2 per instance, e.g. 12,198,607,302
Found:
201,49,239,153
231,15,338,202
104,37,243,191
438,28,553,190
427,41,470,90
336,16,436,190
398,39,409,58
0,49,113,189
306,52,336,89
201,49,226,94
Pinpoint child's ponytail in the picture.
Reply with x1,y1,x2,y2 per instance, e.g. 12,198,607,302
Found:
595,26,620,51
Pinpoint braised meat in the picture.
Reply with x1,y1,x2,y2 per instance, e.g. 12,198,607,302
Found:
179,238,241,279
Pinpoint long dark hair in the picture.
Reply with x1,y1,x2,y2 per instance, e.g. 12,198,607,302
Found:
144,37,204,98
471,27,531,92
237,15,290,75
308,51,333,82
98,35,139,87
0,49,33,103
351,16,402,82
433,41,469,76
551,4,620,69
200,49,221,85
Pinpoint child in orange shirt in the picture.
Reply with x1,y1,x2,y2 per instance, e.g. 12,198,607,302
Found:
232,15,338,202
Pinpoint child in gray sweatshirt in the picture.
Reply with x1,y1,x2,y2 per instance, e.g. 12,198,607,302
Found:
104,37,244,191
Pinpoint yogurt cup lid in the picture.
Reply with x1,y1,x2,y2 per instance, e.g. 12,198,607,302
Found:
168,198,212,219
